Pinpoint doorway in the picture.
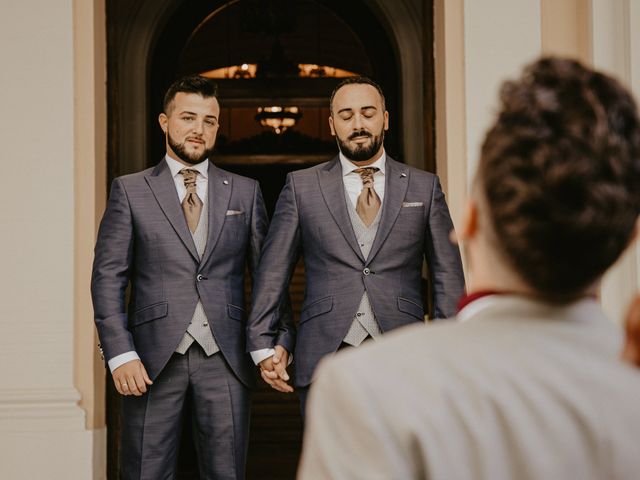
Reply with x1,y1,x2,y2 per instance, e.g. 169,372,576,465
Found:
106,0,432,477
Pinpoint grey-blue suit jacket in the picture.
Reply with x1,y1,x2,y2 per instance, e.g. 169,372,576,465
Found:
247,156,465,387
91,159,268,387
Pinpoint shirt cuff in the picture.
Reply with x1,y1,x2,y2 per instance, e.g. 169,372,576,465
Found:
251,348,294,366
108,351,140,373
251,348,275,365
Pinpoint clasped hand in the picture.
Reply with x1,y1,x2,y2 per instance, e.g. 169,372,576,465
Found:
259,345,293,393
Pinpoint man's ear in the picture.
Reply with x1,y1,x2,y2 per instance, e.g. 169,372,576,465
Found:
620,216,640,253
631,217,640,243
383,110,389,131
158,113,168,134
460,197,479,241
622,294,640,367
328,115,336,136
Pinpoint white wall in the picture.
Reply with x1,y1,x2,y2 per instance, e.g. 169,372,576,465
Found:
633,0,640,298
0,0,96,478
593,0,640,324
463,0,542,184
437,0,638,324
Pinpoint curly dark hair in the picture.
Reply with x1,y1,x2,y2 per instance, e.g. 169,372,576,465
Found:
163,75,218,114
478,57,640,301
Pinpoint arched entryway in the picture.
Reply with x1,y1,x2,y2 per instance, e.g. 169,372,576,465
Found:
106,1,433,477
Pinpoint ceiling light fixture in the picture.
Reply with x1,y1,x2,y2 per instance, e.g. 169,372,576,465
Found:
255,106,302,134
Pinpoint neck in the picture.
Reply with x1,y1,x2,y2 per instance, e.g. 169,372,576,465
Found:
466,244,600,301
466,264,533,296
466,240,534,297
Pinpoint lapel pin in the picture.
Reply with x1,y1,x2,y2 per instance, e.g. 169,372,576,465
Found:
223,180,229,185
400,172,407,178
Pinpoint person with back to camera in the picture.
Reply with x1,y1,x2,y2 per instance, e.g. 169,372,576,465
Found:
299,57,640,480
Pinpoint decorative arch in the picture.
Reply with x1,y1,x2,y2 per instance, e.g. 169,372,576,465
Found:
110,0,430,176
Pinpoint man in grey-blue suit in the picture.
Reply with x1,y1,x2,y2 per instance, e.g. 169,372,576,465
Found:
91,76,267,479
247,77,465,412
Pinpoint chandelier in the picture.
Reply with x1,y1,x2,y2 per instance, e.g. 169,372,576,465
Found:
255,106,302,135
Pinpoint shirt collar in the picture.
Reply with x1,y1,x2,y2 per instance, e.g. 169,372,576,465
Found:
456,291,599,324
456,290,515,323
165,154,209,180
339,149,386,177
456,290,503,313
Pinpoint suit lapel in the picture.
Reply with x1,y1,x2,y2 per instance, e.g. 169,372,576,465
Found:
366,157,409,265
146,160,199,262
318,157,365,262
200,163,232,266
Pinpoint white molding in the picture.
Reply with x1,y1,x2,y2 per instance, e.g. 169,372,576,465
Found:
630,0,640,96
591,0,631,81
0,427,96,480
637,0,640,293
592,0,639,322
433,0,467,237
0,387,85,432
0,387,94,477
463,0,542,184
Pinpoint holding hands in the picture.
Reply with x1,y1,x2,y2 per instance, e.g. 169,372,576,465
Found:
259,345,293,393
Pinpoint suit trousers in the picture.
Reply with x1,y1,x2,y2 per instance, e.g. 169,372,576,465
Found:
120,345,251,480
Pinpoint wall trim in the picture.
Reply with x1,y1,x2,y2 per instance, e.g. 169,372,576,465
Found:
0,387,85,431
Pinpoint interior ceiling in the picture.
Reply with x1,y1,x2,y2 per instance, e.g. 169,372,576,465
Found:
178,0,373,76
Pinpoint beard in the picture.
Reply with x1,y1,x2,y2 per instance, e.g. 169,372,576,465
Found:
336,127,385,162
167,132,213,165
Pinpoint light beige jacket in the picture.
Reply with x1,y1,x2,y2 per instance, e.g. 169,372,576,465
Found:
299,296,640,480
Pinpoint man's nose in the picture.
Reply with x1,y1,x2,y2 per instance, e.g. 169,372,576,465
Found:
352,114,364,130
192,120,204,134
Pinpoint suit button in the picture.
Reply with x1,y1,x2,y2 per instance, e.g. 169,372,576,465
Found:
363,268,370,275
197,274,204,281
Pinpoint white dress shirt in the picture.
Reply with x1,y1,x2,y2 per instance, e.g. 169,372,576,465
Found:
165,154,209,201
339,149,386,207
107,155,209,372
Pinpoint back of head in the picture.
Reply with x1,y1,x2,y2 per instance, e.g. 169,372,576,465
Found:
478,57,640,301
163,75,218,114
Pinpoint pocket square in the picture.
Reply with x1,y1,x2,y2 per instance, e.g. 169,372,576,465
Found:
402,202,424,207
225,209,244,216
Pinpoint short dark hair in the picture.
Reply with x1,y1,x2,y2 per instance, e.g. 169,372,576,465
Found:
163,75,218,113
478,57,640,302
329,76,386,113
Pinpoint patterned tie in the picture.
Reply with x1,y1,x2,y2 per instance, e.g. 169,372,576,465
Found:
354,167,381,226
179,168,203,233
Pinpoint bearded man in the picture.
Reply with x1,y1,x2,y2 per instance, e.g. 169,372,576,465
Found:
300,58,640,480
247,76,465,414
91,75,267,479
